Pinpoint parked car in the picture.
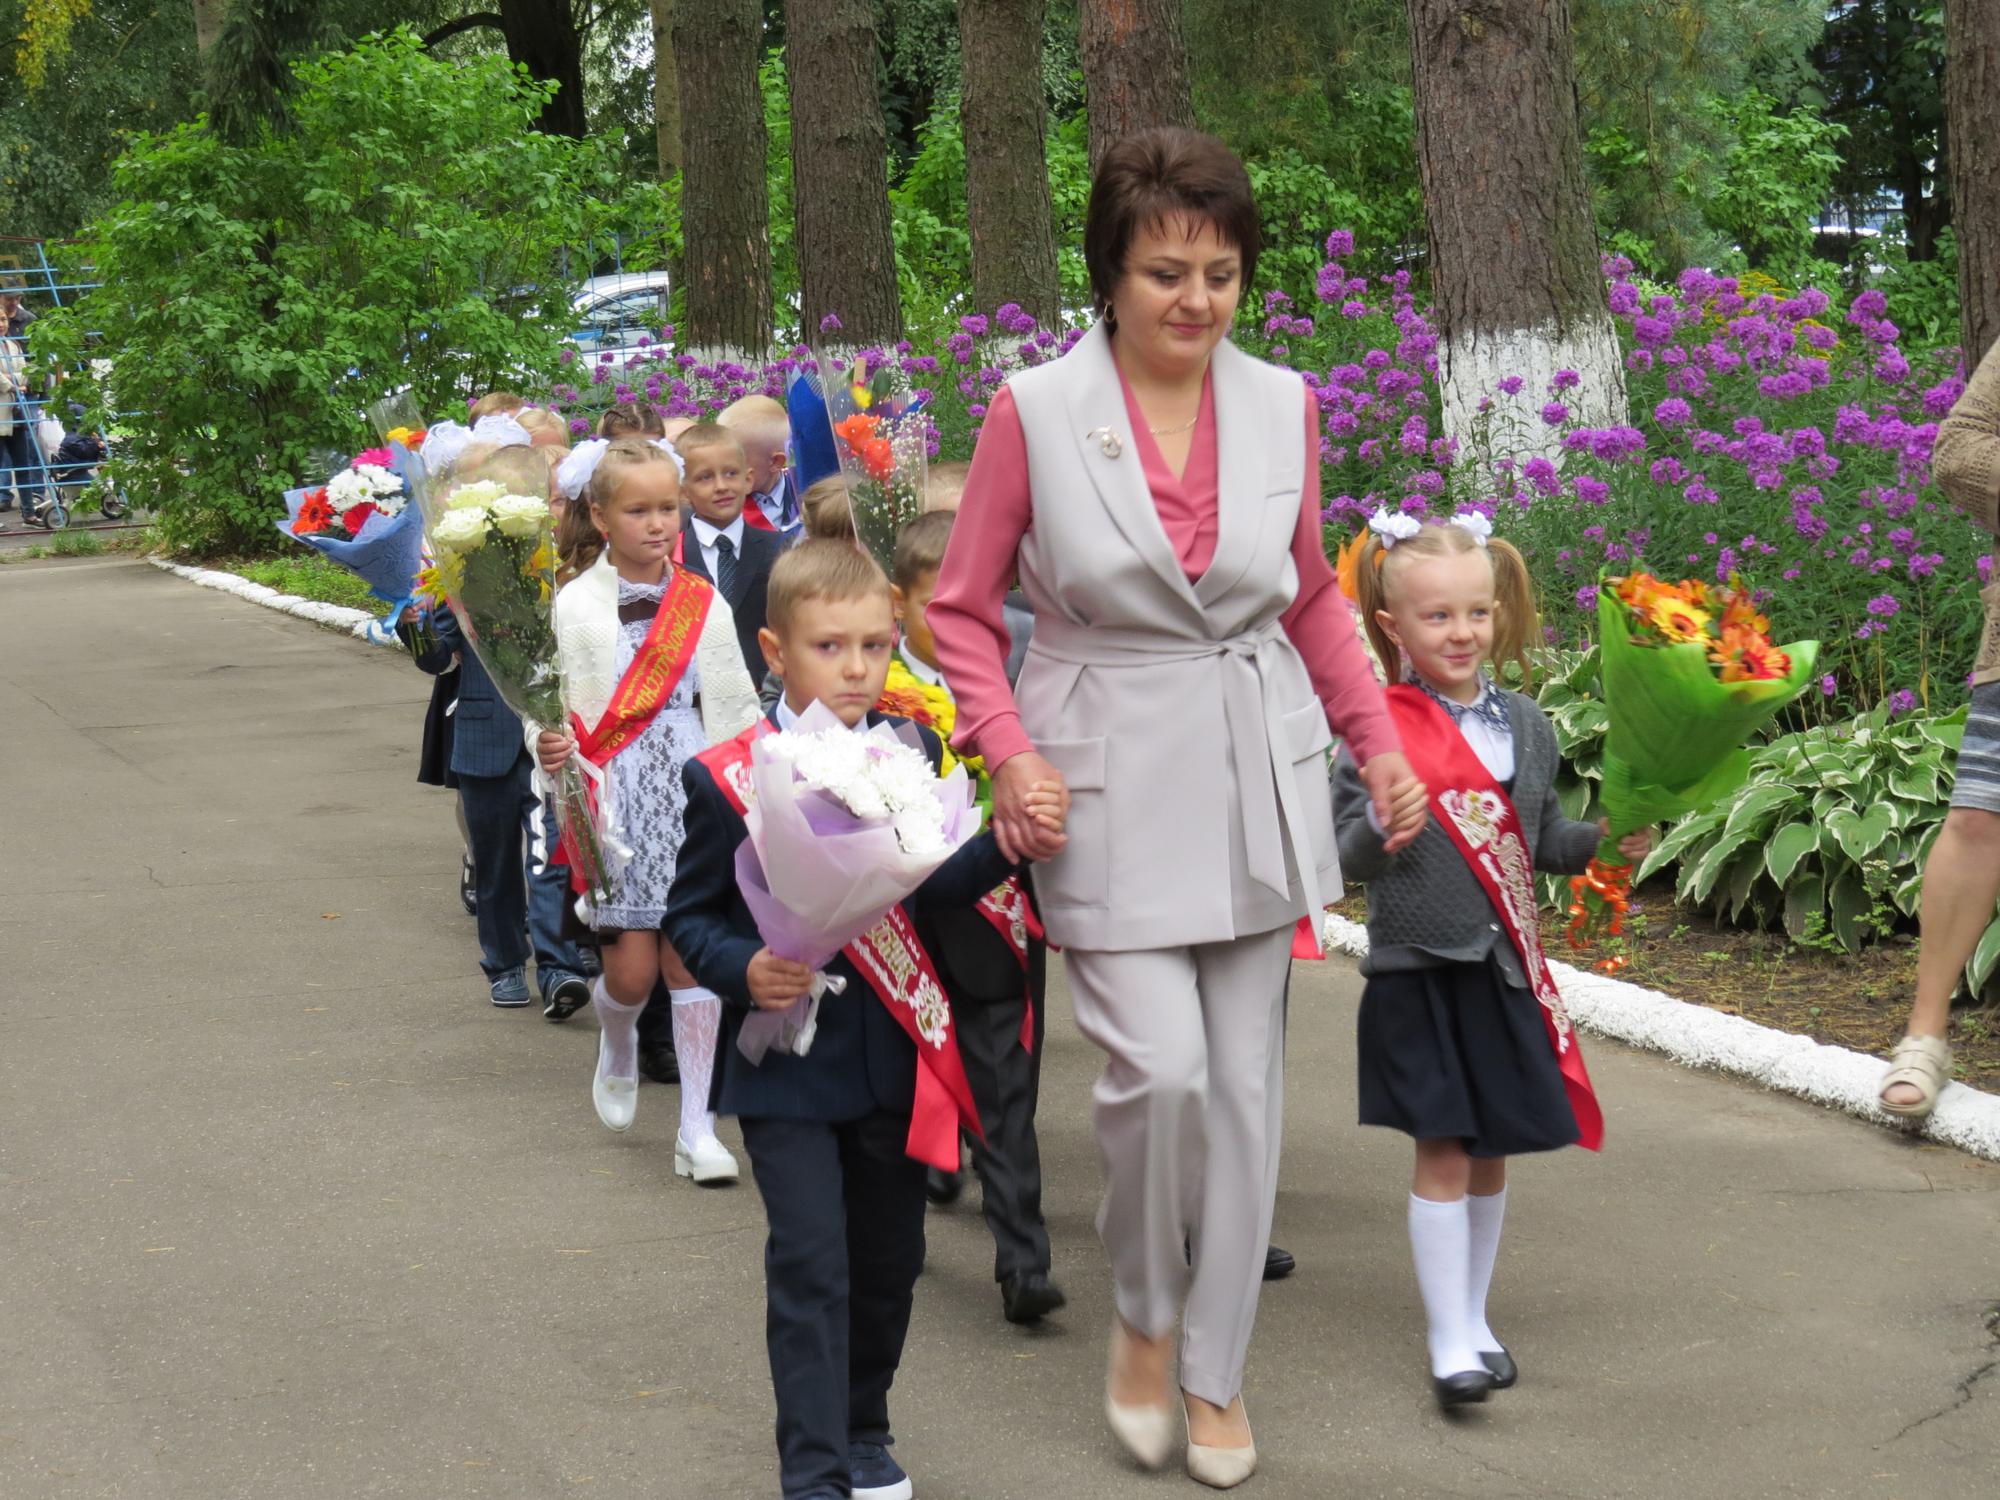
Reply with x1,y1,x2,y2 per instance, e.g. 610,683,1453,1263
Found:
566,272,671,372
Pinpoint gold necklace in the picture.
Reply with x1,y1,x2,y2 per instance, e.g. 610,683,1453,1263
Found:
1148,413,1199,437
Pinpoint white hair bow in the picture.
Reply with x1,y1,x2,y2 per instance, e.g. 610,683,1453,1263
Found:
1450,510,1494,547
418,412,534,473
1367,506,1422,548
554,434,685,500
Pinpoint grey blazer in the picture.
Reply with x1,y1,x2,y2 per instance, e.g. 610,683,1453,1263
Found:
1331,688,1599,986
1007,322,1337,952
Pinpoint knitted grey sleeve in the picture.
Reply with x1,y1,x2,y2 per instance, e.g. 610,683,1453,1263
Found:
1526,713,1602,874
1331,746,1392,882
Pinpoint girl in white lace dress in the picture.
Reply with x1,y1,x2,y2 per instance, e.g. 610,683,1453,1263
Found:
538,440,760,1180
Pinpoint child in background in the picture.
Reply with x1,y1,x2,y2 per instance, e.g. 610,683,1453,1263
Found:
675,421,780,678
888,509,1063,1326
1334,514,1649,1409
516,407,567,447
923,460,971,513
537,440,761,1176
718,393,801,542
469,390,526,421
664,540,1067,1500
598,403,667,439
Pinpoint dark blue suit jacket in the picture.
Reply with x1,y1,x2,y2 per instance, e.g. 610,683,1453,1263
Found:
431,607,530,780
680,520,781,679
663,713,1020,1123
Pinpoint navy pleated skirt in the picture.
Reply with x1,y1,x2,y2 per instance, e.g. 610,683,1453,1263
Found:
1356,955,1579,1158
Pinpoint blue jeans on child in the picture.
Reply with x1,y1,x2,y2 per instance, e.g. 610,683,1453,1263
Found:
458,747,586,990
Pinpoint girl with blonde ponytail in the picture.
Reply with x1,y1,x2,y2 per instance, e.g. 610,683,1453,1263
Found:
1332,508,1651,1412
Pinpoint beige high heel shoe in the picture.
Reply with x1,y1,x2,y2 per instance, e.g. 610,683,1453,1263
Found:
1105,1320,1174,1470
1184,1395,1257,1489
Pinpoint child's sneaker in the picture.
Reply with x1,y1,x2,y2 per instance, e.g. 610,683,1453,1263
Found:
849,1441,913,1500
489,968,532,1007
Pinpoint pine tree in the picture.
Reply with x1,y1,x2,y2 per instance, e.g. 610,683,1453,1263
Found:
958,0,1062,327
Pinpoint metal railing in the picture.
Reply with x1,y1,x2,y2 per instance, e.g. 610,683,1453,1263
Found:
0,236,120,528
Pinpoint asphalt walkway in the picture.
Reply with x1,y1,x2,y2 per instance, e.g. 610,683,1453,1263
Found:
3,557,1996,1500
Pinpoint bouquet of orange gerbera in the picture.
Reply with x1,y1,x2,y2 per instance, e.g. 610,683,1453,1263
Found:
1569,572,1818,968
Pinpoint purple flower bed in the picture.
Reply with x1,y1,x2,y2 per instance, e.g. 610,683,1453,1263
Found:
536,235,1970,717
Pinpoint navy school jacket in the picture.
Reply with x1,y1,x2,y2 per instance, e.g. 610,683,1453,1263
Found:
662,712,1020,1123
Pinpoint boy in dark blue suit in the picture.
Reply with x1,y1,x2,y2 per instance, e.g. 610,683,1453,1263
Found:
664,542,1065,1500
674,421,782,676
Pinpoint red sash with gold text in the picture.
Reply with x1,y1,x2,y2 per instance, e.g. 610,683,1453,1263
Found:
1387,686,1605,1151
558,567,711,889
974,876,1043,1054
697,723,986,1170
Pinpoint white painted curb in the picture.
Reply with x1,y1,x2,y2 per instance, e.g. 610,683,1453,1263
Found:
149,558,399,648
1321,913,2000,1162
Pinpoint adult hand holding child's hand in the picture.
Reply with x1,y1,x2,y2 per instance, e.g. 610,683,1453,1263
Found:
993,752,1069,864
1362,750,1429,853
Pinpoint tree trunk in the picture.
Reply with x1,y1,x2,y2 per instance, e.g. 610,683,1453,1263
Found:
1407,0,1626,453
675,0,773,352
193,0,228,57
651,0,682,177
1078,0,1195,172
786,0,902,344
499,0,588,138
1947,0,2000,362
958,0,1062,328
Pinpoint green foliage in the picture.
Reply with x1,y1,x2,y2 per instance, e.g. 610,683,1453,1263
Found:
1633,703,1988,966
229,552,378,609
1869,228,1962,351
1701,90,1848,275
32,29,658,555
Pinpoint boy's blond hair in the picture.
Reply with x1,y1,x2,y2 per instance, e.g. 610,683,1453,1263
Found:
925,460,971,512
469,390,525,420
675,420,747,466
766,539,891,635
801,476,856,541
515,406,565,443
717,393,790,455
892,509,954,591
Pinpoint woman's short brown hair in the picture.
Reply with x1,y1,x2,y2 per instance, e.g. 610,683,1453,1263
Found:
1084,127,1260,319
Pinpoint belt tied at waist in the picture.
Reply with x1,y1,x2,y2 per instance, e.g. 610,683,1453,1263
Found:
1027,616,1323,921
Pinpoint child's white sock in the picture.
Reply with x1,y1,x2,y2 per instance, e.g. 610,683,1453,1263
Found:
1409,1193,1482,1378
593,977,644,1084
669,986,722,1146
1466,1187,1508,1354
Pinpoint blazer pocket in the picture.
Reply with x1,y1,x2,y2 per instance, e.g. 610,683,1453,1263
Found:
456,699,493,720
1035,736,1108,910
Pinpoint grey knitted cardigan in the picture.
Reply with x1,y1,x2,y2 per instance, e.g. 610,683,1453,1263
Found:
1331,688,1600,985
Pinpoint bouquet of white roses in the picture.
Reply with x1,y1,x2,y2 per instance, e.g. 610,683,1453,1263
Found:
734,701,981,1062
421,443,617,908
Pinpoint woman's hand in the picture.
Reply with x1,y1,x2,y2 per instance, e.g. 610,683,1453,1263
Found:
747,948,815,1010
992,752,1069,864
536,730,575,777
1599,819,1653,863
1360,750,1428,853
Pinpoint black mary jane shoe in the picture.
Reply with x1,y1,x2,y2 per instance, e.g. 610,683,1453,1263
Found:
1433,1369,1496,1409
1262,1244,1297,1281
1480,1348,1517,1389
1000,1269,1068,1324
925,1167,963,1206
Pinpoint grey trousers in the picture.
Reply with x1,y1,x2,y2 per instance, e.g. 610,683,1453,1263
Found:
1065,923,1293,1406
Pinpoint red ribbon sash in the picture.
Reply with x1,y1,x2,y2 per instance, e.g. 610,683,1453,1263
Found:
1386,686,1605,1151
974,876,1044,1054
697,723,987,1169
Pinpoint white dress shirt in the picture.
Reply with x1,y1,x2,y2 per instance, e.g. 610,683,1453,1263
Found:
897,648,944,688
1366,678,1515,835
774,694,867,734
689,512,746,585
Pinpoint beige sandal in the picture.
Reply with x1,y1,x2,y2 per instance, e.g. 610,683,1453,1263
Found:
1878,1034,1953,1119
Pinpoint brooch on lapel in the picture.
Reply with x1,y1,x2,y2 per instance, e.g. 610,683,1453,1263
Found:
1086,426,1124,459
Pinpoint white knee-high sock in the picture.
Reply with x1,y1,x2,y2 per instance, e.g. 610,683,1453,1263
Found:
1466,1188,1507,1354
1409,1193,1481,1378
669,986,722,1145
593,976,644,1083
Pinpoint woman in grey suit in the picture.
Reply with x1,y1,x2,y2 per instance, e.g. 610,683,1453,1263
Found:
931,129,1425,1486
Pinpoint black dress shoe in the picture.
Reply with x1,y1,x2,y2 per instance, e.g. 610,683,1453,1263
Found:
1433,1369,1496,1408
1479,1347,1517,1389
1000,1270,1067,1324
459,855,477,916
1262,1244,1296,1281
925,1167,962,1205
638,1043,679,1085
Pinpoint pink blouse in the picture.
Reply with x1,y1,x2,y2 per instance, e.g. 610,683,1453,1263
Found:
930,363,1401,773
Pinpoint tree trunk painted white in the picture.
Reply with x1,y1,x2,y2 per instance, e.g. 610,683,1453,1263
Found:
1440,318,1628,464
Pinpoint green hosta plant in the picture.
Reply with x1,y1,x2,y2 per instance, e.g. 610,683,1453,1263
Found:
1634,704,2000,986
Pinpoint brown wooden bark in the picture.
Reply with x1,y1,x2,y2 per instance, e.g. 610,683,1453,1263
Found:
1407,1,1611,342
193,0,228,57
786,0,903,343
958,0,1063,328
651,0,683,178
675,0,773,351
1077,0,1195,173
1947,0,2000,362
499,0,588,137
